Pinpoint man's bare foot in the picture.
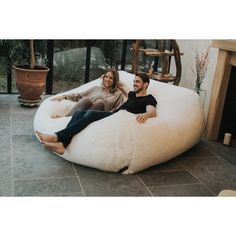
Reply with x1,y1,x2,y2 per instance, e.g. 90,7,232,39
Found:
36,131,58,143
43,141,65,155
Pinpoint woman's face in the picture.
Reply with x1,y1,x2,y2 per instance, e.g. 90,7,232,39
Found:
103,71,115,88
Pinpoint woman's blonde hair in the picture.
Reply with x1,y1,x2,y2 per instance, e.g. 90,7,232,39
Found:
101,68,119,93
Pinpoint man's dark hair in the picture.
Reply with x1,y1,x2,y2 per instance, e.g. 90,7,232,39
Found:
135,72,150,84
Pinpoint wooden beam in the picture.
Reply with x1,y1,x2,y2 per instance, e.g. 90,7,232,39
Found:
212,40,236,53
131,40,141,74
230,52,236,66
205,49,232,140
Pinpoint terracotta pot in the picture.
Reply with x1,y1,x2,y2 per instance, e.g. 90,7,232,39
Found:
13,65,49,102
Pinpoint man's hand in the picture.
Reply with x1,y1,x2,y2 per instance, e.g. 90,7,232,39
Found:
136,105,157,124
136,113,148,123
51,95,65,101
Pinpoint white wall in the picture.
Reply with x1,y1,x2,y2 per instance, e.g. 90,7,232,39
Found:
170,40,219,117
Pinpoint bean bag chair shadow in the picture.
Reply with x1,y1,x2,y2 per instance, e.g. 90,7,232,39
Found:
34,71,205,174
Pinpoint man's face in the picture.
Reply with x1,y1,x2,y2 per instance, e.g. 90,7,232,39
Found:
133,76,145,93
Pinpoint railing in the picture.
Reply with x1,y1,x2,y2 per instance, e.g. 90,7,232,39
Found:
0,40,130,94
0,40,171,94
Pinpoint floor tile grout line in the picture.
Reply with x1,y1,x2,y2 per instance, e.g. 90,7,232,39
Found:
146,182,207,189
139,169,190,174
10,103,14,196
72,164,86,196
136,180,200,189
14,175,78,182
15,192,85,197
203,144,236,168
136,175,153,196
178,161,217,196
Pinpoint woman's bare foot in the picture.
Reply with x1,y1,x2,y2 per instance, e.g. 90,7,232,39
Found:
51,115,64,118
43,142,65,155
36,131,58,143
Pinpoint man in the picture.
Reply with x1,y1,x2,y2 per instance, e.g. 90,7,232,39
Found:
36,73,157,154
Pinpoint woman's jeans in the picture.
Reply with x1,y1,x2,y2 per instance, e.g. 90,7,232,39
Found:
56,110,113,148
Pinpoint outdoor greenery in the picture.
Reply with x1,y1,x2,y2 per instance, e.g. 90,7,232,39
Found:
0,40,47,67
0,39,170,93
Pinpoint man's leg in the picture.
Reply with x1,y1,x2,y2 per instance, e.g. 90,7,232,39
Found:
36,110,88,143
66,110,87,128
43,141,65,155
56,110,113,148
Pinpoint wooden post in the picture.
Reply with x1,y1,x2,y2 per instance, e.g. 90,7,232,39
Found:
132,40,141,74
171,40,182,86
205,50,231,140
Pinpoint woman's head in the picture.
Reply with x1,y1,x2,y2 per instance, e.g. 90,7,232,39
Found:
101,69,119,93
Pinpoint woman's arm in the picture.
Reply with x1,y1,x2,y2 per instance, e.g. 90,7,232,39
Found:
51,93,83,102
110,91,125,111
117,80,129,99
51,86,97,102
51,95,67,101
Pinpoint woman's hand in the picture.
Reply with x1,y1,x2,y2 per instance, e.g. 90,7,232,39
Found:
118,81,129,98
51,95,65,101
99,74,104,80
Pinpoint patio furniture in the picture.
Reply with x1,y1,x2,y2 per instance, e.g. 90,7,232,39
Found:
34,71,205,174
218,189,236,196
131,40,183,85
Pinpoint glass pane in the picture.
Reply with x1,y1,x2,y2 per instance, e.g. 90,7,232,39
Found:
90,40,121,80
53,40,87,94
0,56,7,93
133,40,172,74
138,40,158,73
124,40,134,73
11,68,17,93
0,40,47,93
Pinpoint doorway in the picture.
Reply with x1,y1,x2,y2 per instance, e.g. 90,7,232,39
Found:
218,66,236,140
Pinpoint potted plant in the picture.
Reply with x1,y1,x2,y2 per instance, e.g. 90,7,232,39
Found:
13,40,49,105
0,40,49,105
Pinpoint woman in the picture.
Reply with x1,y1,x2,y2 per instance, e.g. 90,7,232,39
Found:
51,68,125,117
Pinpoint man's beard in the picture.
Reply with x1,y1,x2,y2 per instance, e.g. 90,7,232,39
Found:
134,86,143,93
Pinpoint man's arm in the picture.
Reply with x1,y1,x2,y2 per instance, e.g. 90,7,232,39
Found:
136,105,157,123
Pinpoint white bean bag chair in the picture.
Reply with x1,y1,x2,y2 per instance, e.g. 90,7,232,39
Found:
34,71,205,174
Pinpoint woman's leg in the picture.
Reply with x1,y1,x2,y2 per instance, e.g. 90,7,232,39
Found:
89,99,105,111
66,110,87,128
66,97,93,116
56,110,113,148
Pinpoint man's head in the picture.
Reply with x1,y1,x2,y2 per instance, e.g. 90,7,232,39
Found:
133,73,150,93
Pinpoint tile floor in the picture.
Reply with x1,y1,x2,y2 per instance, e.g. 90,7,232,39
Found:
1,94,236,196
